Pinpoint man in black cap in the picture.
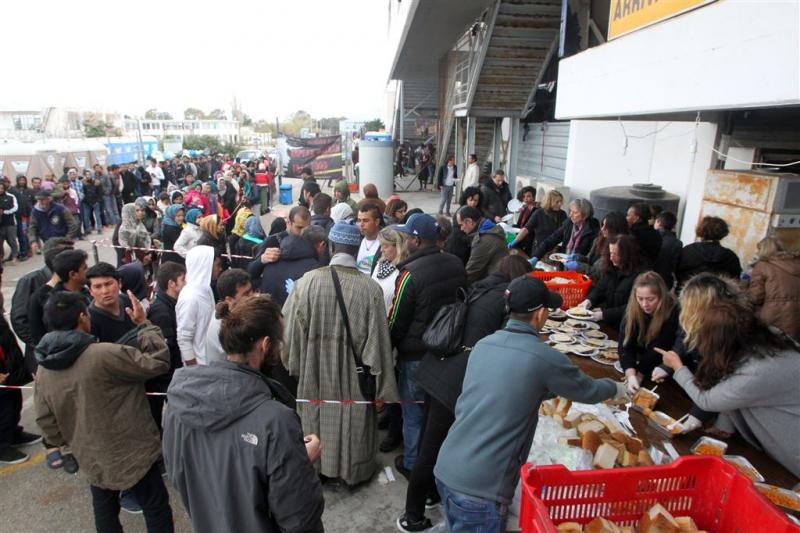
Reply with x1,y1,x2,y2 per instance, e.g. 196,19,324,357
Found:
433,276,628,532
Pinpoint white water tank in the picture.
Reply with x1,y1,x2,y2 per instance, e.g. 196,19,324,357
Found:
358,132,394,199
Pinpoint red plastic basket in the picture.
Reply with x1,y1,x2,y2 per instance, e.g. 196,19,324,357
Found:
520,456,799,532
531,271,592,310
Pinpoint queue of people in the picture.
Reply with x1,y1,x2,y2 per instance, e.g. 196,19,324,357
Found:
0,161,798,533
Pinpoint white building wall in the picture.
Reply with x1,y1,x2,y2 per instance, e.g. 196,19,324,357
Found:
563,120,718,244
556,0,800,119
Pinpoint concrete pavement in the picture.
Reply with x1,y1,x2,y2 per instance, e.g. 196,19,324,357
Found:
0,179,449,533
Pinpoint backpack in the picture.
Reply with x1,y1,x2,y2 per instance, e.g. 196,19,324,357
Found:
422,285,494,357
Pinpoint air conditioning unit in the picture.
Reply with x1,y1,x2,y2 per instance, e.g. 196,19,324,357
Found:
516,176,570,204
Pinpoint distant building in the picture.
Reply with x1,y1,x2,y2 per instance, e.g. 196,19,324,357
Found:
0,108,121,142
122,119,240,144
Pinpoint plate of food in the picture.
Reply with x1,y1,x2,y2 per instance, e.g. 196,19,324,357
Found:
591,351,618,366
556,324,578,334
552,343,574,353
580,328,607,339
564,318,592,330
548,253,570,263
544,319,562,329
581,337,609,349
548,308,566,319
606,339,619,350
566,307,599,321
612,360,623,374
569,344,598,357
548,332,575,344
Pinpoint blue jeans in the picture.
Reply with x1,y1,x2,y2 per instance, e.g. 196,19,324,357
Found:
82,202,103,233
399,359,425,470
16,219,29,257
436,479,509,533
103,196,118,226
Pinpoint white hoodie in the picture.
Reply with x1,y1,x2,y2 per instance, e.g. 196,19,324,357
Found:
176,245,215,365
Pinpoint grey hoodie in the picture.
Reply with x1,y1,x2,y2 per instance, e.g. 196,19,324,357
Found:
163,361,324,533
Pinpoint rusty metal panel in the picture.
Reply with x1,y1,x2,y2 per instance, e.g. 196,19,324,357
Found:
703,170,778,212
700,201,772,265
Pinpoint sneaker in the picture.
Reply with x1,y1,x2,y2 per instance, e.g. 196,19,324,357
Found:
425,492,441,510
62,453,79,474
396,514,433,532
379,433,403,453
394,454,411,480
11,431,42,447
119,490,142,514
0,448,29,464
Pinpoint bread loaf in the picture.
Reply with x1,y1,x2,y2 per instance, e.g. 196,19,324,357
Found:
592,443,619,469
584,516,622,533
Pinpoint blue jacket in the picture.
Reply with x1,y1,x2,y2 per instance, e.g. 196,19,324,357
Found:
258,235,320,306
30,202,75,242
434,319,617,504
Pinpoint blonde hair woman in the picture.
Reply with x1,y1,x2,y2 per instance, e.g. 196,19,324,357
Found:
748,236,800,338
657,273,800,476
619,271,680,394
508,189,566,254
372,226,409,314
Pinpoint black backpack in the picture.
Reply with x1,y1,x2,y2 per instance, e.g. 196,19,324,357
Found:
422,286,493,357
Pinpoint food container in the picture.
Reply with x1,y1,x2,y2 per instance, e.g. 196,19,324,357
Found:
645,410,684,438
631,388,659,412
755,483,800,512
520,456,799,532
723,455,765,482
690,436,728,457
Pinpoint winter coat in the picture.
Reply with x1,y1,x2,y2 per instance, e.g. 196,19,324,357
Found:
415,271,511,413
310,214,334,234
533,217,600,260
176,246,215,364
163,361,324,533
480,181,512,221
465,220,508,285
82,180,102,205
749,255,800,339
9,185,34,219
630,222,662,265
618,304,680,377
587,267,643,328
389,246,467,360
654,230,683,290
28,201,78,242
10,266,50,373
173,224,202,257
676,241,741,288
436,164,458,188
147,290,182,375
34,325,170,490
445,213,471,264
0,192,18,227
258,235,321,306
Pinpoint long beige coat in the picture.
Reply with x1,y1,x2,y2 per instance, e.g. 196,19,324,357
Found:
749,254,800,339
34,323,170,490
282,256,399,485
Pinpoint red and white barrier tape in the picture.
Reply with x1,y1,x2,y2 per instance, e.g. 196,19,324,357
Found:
0,384,421,404
89,239,257,261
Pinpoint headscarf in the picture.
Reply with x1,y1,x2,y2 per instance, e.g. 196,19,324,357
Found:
170,190,184,203
217,177,227,197
134,197,149,210
185,208,202,226
162,204,184,228
118,203,151,249
118,261,148,301
331,202,353,222
232,206,253,237
333,180,350,199
244,216,265,240
269,217,287,236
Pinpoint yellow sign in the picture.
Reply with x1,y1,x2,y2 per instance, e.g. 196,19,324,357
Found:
608,0,716,40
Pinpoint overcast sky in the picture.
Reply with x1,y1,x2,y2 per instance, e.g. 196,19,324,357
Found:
3,0,391,121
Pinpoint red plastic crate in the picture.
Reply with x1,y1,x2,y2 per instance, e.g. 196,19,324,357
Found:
531,271,592,310
520,456,799,532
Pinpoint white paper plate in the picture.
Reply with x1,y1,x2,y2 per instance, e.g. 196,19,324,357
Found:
613,361,623,373
580,329,608,340
591,353,618,366
548,308,566,319
547,333,577,345
566,310,600,321
549,253,570,263
570,346,599,357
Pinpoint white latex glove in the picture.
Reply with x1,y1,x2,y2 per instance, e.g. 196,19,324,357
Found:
612,382,631,404
590,309,603,321
285,278,295,295
578,299,591,309
626,374,640,394
651,367,669,383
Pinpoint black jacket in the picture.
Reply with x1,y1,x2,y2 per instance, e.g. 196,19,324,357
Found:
618,304,680,377
147,291,182,377
445,213,471,264
82,180,103,205
247,231,288,280
523,208,567,252
10,266,50,369
480,181,512,221
389,246,466,360
436,164,458,188
310,214,334,234
9,185,35,219
676,241,742,288
163,361,323,533
89,294,136,344
587,267,642,328
258,236,320,306
630,222,662,265
415,272,511,413
533,217,600,259
655,230,683,289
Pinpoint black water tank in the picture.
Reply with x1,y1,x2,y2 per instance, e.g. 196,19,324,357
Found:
589,184,680,222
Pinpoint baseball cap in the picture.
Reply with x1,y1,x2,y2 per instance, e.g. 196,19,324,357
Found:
35,190,51,199
396,213,438,241
505,276,563,313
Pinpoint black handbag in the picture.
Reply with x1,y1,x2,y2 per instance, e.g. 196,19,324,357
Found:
422,285,494,357
330,267,376,402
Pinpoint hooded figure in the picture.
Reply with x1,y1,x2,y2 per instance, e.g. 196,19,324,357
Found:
118,203,151,250
331,202,353,223
173,208,203,257
258,234,321,306
175,246,216,365
333,180,358,212
464,219,509,285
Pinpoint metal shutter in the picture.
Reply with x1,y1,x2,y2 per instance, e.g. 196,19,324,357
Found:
517,121,570,183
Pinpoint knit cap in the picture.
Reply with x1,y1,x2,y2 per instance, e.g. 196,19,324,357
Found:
328,221,362,246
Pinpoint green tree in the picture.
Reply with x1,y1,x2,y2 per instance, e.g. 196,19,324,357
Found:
83,113,120,137
283,110,313,137
254,120,276,135
145,109,173,120
183,135,243,156
184,107,206,120
319,116,347,134
242,114,253,127
208,108,227,120
364,118,385,132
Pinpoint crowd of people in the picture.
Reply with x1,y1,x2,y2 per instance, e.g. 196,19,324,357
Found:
0,153,798,533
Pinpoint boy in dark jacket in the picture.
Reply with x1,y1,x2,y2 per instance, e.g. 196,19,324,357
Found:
480,170,512,222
